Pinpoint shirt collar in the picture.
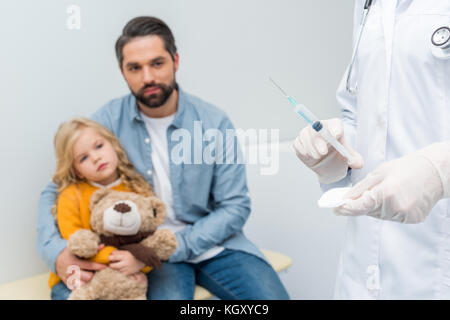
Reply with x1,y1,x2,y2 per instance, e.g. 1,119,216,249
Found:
171,88,187,129
128,85,188,129
89,177,122,189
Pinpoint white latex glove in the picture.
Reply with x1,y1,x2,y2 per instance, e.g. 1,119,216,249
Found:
293,118,364,184
335,142,450,224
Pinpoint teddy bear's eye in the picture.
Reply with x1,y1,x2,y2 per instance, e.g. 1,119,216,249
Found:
153,208,157,217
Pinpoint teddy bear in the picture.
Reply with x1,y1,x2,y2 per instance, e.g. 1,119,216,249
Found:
66,188,177,300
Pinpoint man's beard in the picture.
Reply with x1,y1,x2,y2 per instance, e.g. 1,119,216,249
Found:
133,80,176,109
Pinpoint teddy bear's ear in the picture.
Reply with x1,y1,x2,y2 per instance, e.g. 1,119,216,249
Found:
89,188,111,210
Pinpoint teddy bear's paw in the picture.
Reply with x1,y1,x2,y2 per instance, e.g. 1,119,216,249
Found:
68,229,100,258
147,229,178,261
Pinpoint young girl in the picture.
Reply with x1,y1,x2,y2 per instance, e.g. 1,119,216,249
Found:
49,117,154,300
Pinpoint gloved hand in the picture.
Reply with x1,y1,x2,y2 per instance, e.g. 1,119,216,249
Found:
293,118,364,184
335,142,450,224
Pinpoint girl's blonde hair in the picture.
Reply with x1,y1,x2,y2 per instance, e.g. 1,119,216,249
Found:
53,117,153,197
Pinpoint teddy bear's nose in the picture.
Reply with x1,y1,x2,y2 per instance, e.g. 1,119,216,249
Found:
114,202,132,214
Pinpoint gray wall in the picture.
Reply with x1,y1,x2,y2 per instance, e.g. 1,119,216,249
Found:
0,0,354,299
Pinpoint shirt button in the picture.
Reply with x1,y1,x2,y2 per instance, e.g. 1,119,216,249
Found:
147,170,153,176
145,138,150,144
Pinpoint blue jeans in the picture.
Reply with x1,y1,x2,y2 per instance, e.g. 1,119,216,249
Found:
51,249,289,300
51,281,71,300
147,249,289,300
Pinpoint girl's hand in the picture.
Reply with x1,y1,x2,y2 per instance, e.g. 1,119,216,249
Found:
109,250,146,276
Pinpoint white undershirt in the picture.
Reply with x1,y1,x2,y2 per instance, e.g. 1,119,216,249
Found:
89,178,122,189
140,111,223,263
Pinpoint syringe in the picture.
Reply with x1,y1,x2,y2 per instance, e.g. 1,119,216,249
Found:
269,77,356,165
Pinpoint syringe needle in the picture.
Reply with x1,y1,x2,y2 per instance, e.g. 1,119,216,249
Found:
269,77,288,97
269,76,356,165
269,77,317,124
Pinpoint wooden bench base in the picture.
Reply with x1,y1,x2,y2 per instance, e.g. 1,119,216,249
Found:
0,249,292,300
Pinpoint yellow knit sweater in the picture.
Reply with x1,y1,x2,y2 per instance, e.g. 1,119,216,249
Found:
48,181,151,289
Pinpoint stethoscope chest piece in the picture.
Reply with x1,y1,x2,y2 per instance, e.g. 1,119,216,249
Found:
431,26,450,59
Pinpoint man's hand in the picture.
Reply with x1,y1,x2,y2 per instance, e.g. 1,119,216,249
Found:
55,246,107,287
109,250,146,276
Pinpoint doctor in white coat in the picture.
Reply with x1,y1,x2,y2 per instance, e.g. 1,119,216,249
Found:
294,0,450,299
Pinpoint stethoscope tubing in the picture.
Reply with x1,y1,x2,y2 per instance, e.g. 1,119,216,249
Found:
345,0,450,94
346,0,373,94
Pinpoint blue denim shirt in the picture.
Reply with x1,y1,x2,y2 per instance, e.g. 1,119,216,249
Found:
37,89,264,272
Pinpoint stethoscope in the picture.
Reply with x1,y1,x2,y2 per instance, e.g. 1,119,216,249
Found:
431,25,450,60
346,0,373,95
346,0,450,95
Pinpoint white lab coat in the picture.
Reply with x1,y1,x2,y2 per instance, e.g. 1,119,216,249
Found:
332,0,450,299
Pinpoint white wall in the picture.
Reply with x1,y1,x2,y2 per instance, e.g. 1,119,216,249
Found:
0,0,354,299
244,143,347,299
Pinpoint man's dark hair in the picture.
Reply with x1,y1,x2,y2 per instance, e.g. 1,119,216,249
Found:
115,16,177,69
